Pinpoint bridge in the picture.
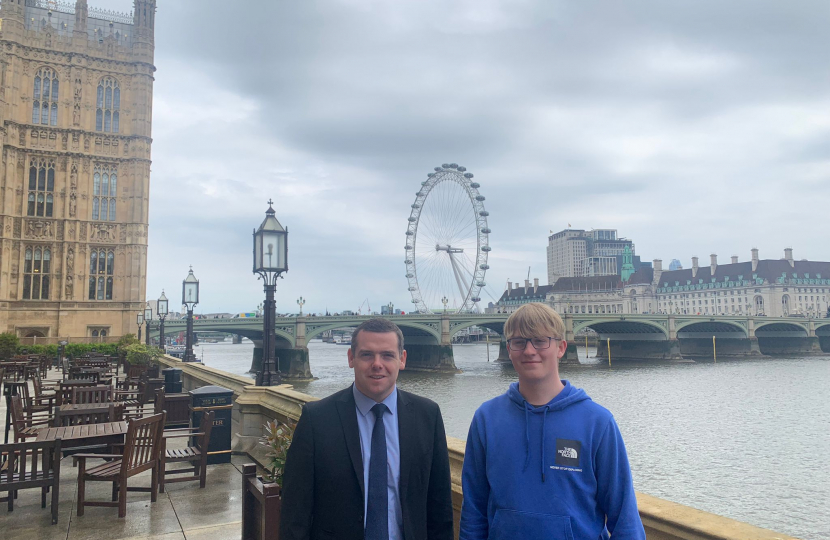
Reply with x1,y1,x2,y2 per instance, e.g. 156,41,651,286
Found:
149,313,830,379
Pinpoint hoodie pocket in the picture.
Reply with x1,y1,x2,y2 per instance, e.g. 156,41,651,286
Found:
488,509,575,540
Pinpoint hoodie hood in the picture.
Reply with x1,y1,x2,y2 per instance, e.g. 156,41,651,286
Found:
507,380,590,481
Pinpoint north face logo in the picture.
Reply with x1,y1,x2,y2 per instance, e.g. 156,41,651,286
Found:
555,438,581,466
558,447,578,459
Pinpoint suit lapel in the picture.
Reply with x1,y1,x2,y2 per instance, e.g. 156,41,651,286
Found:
397,389,414,501
335,388,365,496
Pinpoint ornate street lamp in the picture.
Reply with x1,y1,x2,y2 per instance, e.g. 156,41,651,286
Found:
136,311,144,344
296,296,305,316
182,267,200,362
144,303,153,346
442,296,448,313
253,200,288,386
157,291,168,351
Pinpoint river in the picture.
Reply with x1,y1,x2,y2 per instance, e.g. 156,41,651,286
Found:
195,339,829,540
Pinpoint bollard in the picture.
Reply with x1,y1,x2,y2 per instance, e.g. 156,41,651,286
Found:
607,338,611,366
713,335,717,363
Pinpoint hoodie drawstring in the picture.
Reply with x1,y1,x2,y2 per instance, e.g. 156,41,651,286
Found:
522,404,531,472
541,406,550,482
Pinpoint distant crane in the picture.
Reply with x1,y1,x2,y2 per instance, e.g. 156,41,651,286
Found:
357,298,372,315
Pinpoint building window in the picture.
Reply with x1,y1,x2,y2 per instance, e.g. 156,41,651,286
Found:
92,164,117,221
22,247,51,300
96,77,120,133
88,249,114,300
32,67,59,126
27,159,55,217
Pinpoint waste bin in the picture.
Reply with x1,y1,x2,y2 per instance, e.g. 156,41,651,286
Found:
162,367,183,393
189,385,234,464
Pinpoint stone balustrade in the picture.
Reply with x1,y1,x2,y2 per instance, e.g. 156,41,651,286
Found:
156,355,799,540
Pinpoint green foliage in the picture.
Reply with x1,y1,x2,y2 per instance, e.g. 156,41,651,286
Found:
64,342,118,359
16,344,58,356
124,343,163,366
259,419,295,486
0,332,20,360
116,334,140,358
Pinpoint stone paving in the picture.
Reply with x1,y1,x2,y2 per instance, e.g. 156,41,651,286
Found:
1,377,250,540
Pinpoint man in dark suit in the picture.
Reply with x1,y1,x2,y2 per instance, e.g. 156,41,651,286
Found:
281,318,454,540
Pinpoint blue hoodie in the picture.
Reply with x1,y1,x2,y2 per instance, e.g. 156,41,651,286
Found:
460,381,645,540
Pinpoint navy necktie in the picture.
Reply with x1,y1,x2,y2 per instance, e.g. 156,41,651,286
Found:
365,403,388,540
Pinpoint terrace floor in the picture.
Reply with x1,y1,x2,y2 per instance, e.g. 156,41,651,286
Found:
1,375,250,540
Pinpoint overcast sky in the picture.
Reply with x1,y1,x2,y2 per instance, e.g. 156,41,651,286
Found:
97,0,829,315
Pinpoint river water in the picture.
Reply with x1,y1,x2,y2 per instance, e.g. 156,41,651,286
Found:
196,340,829,540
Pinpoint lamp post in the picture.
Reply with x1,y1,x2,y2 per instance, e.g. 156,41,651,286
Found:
253,200,288,386
442,296,448,313
144,303,153,346
297,296,305,316
136,312,144,344
182,267,200,362
157,291,168,351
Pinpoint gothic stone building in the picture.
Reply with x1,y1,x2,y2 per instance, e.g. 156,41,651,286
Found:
0,0,156,340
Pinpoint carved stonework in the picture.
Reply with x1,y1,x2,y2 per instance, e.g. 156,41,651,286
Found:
19,130,26,147
69,191,77,217
119,227,126,243
90,223,116,242
79,222,87,241
65,247,75,299
25,220,54,239
13,218,21,238
68,223,76,240
57,222,64,240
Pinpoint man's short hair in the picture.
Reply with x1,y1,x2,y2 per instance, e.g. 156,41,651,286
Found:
504,303,566,341
351,318,404,355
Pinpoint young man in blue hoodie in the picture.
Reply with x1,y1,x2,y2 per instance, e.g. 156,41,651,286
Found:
460,302,645,540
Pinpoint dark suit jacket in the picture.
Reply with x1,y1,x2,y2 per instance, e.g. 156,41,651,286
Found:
280,386,454,540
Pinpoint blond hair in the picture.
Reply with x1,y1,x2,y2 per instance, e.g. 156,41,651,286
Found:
504,303,565,340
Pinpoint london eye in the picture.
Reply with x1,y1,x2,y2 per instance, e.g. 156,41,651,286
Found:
405,164,490,313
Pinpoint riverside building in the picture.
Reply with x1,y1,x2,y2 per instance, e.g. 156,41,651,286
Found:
546,227,640,285
0,0,156,340
545,248,830,319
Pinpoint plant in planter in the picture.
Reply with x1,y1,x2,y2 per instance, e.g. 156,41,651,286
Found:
259,419,295,486
242,419,295,540
125,343,163,366
0,332,20,360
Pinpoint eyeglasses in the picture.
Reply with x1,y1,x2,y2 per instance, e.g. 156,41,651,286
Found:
506,337,561,351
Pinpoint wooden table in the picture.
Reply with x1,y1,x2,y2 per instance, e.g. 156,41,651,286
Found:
36,421,128,449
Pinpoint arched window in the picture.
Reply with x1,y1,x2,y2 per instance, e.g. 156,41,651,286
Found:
27,159,55,217
89,249,115,300
92,164,117,221
32,68,58,126
22,246,50,300
96,77,120,133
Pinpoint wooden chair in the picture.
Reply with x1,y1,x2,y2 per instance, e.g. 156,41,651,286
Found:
54,403,123,427
8,396,49,442
0,438,62,523
158,410,214,493
19,383,54,421
69,368,100,384
56,380,95,406
76,412,166,518
71,385,114,405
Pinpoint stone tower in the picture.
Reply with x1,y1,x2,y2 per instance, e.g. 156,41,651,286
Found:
0,0,157,340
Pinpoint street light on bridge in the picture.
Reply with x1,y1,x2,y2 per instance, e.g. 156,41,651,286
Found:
157,291,169,351
253,200,288,386
144,303,153,346
297,296,305,316
182,267,200,362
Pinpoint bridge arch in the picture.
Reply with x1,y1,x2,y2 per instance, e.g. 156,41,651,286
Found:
573,318,669,339
448,319,505,339
304,320,441,344
675,320,749,338
814,322,830,336
754,321,808,336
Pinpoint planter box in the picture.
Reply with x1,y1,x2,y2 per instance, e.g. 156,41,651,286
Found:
242,463,282,540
